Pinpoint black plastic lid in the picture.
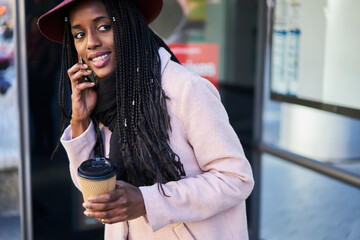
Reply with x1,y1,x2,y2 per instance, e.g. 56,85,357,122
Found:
77,157,117,181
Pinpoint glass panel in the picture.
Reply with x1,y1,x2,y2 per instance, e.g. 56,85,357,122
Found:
263,0,360,169
262,94,360,178
262,98,360,167
151,0,225,88
260,153,360,239
270,0,360,112
0,0,21,239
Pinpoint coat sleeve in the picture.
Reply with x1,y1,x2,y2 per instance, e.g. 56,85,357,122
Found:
61,120,97,190
139,76,254,232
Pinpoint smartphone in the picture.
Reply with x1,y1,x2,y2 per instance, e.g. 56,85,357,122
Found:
80,57,96,83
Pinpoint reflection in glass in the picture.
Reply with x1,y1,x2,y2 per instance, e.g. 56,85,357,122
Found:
270,0,360,112
263,0,360,166
0,0,21,239
151,0,224,88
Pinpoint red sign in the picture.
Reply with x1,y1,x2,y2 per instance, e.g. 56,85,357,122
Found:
169,43,219,88
0,5,6,16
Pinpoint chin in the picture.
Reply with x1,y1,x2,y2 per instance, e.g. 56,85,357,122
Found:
95,69,114,79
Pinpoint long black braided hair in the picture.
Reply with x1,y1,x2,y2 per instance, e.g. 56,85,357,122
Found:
55,0,186,194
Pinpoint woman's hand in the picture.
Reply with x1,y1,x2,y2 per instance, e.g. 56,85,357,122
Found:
67,63,97,138
82,181,147,224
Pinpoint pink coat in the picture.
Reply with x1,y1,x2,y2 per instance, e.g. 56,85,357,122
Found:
61,48,254,240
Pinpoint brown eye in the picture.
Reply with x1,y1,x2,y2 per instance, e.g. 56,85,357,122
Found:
74,32,85,39
98,24,111,32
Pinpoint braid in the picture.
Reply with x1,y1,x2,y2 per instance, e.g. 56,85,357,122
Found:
102,0,185,193
91,116,105,157
52,15,74,157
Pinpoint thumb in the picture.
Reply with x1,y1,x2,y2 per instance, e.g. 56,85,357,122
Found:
115,180,128,189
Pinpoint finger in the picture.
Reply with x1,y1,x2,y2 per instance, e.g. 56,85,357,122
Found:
84,208,124,220
71,73,94,99
71,81,95,104
96,218,104,224
87,189,124,203
115,180,128,189
71,69,92,81
83,200,118,211
74,81,95,92
68,64,90,89
67,63,88,78
70,70,93,89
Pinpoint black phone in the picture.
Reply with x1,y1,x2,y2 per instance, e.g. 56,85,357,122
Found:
80,57,96,83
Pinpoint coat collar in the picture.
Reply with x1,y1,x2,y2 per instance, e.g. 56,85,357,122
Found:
159,47,172,75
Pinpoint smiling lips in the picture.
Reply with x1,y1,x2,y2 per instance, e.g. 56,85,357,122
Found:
92,53,108,62
89,52,111,68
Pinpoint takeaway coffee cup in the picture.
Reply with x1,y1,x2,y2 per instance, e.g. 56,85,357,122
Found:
77,157,117,202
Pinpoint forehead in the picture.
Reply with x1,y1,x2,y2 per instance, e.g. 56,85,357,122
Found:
69,0,109,23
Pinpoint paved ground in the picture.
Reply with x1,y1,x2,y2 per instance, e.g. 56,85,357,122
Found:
0,214,21,240
260,154,360,240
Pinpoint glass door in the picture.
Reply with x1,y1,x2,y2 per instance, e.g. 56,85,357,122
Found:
0,0,22,239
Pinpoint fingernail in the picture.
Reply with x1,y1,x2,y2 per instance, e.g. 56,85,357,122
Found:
83,64,87,67
84,211,89,215
82,202,87,208
88,196,95,201
87,70,92,73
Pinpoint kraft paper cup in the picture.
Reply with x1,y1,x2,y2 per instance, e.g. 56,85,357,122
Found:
77,157,117,202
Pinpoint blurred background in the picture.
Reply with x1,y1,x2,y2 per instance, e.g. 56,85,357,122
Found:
0,0,359,239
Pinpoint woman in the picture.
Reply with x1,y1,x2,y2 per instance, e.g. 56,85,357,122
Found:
37,0,254,239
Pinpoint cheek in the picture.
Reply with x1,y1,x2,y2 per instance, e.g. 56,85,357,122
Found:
111,50,116,65
74,44,85,61
109,55,116,73
108,41,116,67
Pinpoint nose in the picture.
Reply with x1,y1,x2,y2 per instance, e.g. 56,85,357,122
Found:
86,31,101,50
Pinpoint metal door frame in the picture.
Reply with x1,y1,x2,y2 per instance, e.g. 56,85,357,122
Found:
15,0,33,239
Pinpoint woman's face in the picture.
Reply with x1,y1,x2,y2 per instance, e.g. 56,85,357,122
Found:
70,0,116,79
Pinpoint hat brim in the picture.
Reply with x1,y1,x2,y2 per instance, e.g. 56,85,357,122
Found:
37,0,163,43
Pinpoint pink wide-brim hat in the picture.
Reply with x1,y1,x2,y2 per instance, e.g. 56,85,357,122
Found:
37,0,163,43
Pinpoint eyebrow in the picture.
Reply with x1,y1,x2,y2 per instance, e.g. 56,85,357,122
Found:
71,16,108,30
